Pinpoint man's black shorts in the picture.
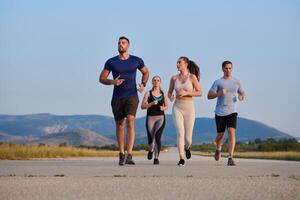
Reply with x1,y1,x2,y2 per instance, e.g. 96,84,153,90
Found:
215,112,238,133
111,96,139,121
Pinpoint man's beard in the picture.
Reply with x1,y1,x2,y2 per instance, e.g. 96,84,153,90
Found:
118,47,126,54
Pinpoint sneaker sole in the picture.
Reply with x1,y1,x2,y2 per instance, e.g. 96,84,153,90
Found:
227,164,236,166
214,151,221,161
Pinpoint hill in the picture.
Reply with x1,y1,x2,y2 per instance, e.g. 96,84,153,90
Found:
0,114,293,145
29,128,114,146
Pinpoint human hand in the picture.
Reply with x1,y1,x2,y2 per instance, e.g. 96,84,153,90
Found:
169,94,175,102
137,83,144,93
178,89,188,97
217,88,226,97
238,93,244,101
160,106,166,111
152,100,158,106
113,75,125,86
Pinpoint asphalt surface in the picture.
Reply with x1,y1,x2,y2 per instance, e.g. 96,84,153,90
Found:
0,147,300,200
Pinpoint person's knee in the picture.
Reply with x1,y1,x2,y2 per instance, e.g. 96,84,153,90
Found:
228,128,236,138
218,132,224,136
126,115,135,129
116,120,125,129
228,128,235,134
215,132,224,139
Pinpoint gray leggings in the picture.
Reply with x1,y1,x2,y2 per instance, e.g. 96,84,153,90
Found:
146,115,165,159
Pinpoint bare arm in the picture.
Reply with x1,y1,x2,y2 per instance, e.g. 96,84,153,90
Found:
139,66,149,86
99,69,124,86
208,89,226,100
160,93,169,111
137,66,149,93
99,69,113,85
168,76,176,101
207,90,218,99
141,91,153,110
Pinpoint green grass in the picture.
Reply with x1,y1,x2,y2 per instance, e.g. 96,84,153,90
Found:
192,151,300,161
0,143,145,160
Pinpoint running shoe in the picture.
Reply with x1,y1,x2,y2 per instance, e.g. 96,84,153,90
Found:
227,157,236,166
125,154,135,165
177,159,185,166
119,152,125,166
147,151,153,160
185,148,191,159
153,158,159,165
214,149,221,161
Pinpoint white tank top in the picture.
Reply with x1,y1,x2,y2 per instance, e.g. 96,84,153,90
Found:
174,74,193,95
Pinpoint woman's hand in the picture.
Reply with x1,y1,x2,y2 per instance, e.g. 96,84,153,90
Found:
160,106,167,111
177,89,188,97
169,94,176,102
152,100,158,105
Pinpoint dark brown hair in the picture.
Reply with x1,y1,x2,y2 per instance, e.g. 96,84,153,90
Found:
222,60,232,68
179,56,200,81
119,36,130,44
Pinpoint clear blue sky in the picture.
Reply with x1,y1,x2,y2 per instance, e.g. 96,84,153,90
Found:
1,1,299,136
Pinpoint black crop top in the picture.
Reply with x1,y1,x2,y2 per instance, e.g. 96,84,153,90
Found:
146,90,165,116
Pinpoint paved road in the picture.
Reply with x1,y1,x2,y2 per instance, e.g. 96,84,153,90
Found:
0,147,300,200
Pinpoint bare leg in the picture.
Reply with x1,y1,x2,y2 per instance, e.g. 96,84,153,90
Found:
116,119,125,154
228,128,236,157
126,115,135,155
214,132,225,149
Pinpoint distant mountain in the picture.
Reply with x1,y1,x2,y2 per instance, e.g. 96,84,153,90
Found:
0,114,293,145
0,114,115,138
28,128,114,147
135,115,293,144
0,132,34,143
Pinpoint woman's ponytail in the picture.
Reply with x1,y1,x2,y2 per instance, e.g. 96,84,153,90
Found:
188,60,200,81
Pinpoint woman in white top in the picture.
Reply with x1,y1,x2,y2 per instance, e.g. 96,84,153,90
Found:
168,56,202,166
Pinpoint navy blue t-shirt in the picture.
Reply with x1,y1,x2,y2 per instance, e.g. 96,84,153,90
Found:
104,55,145,100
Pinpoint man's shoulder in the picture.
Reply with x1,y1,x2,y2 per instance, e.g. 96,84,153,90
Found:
106,55,119,62
129,55,143,61
214,77,224,84
231,77,241,84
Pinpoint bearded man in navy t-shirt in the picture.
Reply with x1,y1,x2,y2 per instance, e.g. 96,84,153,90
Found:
99,36,149,165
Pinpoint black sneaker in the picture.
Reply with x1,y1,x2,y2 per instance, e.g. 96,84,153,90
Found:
227,157,236,166
214,149,221,161
147,151,153,160
185,148,191,159
125,154,135,165
177,159,185,166
153,158,159,165
119,152,125,166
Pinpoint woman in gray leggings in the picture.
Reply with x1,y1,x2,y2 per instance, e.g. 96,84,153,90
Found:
168,57,202,166
141,76,168,165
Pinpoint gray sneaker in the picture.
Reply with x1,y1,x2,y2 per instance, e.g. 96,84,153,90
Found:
125,154,135,165
119,152,125,166
227,157,236,166
214,149,221,161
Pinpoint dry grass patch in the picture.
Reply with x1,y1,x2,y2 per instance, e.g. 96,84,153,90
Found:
192,151,300,161
0,144,145,160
